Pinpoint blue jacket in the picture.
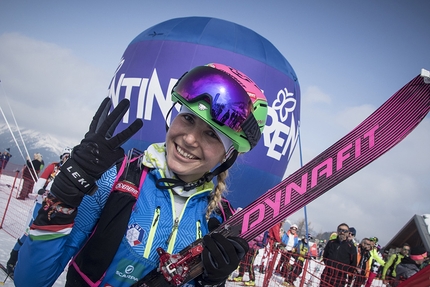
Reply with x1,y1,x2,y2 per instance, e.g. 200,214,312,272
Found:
15,164,216,287
281,231,298,250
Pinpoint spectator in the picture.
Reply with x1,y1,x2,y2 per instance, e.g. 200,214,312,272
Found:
350,238,372,287
18,153,44,199
318,240,326,260
348,227,357,247
6,148,71,275
394,246,428,286
381,243,410,282
233,232,264,286
319,223,357,287
364,237,385,287
344,227,358,286
259,220,283,273
284,234,311,286
0,148,12,170
276,223,299,275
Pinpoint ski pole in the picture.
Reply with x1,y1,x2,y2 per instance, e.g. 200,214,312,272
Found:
0,273,9,285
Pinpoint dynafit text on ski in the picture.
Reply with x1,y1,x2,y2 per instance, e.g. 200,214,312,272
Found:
132,69,430,287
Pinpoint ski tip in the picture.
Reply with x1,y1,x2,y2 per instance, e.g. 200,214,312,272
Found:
421,68,430,84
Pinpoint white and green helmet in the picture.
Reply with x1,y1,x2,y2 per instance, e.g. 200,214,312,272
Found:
172,63,268,153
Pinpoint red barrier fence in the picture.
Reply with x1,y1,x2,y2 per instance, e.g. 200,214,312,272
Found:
227,243,397,287
0,167,35,239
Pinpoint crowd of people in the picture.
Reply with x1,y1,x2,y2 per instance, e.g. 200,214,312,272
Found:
230,221,429,287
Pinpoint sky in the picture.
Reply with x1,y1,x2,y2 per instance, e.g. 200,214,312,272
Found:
0,1,429,246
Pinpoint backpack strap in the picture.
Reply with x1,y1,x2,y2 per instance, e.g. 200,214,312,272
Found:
213,197,236,222
67,148,148,287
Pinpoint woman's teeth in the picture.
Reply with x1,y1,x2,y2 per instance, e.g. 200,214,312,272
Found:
177,145,197,159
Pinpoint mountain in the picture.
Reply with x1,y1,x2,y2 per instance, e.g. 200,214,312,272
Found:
0,123,76,166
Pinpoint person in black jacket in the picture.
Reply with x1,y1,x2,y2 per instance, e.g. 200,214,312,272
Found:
319,223,357,287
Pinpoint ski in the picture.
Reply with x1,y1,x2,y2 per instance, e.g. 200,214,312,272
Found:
132,70,430,287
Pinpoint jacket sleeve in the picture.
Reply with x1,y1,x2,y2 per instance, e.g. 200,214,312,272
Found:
322,241,331,263
14,167,116,287
272,224,282,242
372,250,386,266
382,254,396,279
350,245,358,268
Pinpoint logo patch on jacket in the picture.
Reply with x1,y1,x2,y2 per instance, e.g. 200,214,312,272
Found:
114,259,146,284
126,223,145,246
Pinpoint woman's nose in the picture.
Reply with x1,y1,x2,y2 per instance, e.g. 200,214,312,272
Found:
183,131,200,146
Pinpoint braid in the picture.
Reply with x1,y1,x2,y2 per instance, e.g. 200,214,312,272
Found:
206,169,229,220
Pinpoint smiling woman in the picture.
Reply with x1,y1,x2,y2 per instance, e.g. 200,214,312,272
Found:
14,63,269,287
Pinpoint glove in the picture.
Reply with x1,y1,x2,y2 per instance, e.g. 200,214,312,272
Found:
51,97,143,207
199,233,248,285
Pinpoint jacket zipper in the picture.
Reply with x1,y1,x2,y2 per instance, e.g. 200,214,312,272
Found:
143,206,161,258
196,220,202,240
166,217,179,246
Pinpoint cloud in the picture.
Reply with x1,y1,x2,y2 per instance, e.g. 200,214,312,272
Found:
303,86,331,105
336,104,374,130
0,32,110,143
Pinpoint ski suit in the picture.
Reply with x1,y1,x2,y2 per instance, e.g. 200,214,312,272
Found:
14,144,225,287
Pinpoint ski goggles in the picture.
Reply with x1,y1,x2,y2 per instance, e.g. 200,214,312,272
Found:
172,66,254,132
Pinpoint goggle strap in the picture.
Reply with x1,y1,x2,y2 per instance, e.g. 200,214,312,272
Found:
241,115,261,150
165,103,177,132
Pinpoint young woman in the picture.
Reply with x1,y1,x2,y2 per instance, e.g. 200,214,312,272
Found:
14,63,268,287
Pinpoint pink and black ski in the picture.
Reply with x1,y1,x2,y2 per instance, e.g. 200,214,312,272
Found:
133,70,430,287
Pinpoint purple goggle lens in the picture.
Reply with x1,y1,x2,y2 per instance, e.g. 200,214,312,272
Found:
173,66,253,132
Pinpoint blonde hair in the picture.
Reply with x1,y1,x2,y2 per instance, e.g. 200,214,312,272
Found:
205,169,229,220
34,153,43,162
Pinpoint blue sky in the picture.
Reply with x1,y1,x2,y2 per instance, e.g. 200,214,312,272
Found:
0,0,429,246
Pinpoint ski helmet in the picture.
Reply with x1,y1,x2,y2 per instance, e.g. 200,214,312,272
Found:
290,224,298,230
60,147,72,159
172,63,268,153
